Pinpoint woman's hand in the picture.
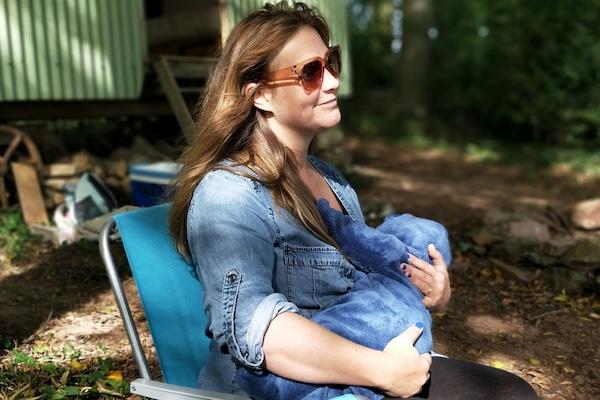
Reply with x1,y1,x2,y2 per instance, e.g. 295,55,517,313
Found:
402,244,451,311
378,324,432,398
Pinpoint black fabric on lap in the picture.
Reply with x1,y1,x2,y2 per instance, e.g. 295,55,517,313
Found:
385,357,538,400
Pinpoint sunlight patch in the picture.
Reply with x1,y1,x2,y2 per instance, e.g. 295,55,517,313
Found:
465,314,530,336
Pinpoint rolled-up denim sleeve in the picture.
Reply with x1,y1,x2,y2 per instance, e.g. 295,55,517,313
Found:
187,171,298,370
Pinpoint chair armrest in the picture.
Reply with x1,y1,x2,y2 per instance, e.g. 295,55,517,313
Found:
130,379,361,400
130,379,251,400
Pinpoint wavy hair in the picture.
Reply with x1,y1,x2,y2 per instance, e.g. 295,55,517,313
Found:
169,1,340,257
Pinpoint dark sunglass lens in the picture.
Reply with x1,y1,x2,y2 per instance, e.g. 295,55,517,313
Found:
301,60,324,90
328,49,341,75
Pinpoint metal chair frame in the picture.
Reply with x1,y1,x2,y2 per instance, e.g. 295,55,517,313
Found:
99,217,249,400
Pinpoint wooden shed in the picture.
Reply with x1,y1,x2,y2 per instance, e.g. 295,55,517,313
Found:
0,0,146,101
0,0,352,129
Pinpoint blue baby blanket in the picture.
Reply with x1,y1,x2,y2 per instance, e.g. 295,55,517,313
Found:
237,199,452,400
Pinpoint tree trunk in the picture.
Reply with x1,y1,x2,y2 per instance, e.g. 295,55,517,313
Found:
396,0,433,120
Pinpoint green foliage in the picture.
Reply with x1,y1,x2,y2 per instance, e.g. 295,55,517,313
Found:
0,348,130,399
0,211,31,261
430,0,600,147
346,0,600,151
348,0,398,93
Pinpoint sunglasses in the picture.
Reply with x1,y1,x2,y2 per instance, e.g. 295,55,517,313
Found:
265,46,341,94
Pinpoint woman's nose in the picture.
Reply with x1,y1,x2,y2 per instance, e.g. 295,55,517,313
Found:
322,67,340,92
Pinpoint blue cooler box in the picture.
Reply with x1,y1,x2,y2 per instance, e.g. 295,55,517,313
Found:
129,162,181,206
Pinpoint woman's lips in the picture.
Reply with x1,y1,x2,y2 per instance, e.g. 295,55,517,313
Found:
317,98,337,106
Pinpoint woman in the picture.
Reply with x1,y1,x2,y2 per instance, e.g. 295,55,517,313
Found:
170,2,538,399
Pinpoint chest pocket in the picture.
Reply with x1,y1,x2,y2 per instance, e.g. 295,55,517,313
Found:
283,243,355,310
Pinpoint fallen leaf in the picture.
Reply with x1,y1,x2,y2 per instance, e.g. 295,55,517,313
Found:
553,291,569,303
96,380,125,397
106,370,123,381
528,358,541,365
70,359,87,371
562,366,575,374
480,268,493,278
491,360,506,369
60,369,70,386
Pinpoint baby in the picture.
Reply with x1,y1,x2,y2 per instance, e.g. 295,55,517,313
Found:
237,199,452,400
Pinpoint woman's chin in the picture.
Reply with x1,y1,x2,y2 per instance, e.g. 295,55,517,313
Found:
319,109,342,129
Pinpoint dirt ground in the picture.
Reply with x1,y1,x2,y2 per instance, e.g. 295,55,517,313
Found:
1,138,599,399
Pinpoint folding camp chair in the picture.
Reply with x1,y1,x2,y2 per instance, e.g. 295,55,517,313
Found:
99,204,357,400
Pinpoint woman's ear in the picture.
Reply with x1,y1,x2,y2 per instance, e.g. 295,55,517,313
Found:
244,83,273,112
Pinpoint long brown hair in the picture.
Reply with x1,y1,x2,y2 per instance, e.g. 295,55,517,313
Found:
170,2,340,257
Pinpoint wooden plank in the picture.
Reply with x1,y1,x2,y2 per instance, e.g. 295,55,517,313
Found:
0,99,173,121
166,59,216,79
11,162,49,226
43,163,80,178
154,56,195,139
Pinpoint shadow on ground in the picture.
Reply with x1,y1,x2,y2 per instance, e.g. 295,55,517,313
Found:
0,241,128,342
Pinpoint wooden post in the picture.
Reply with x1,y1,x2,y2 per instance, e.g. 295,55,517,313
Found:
11,162,49,226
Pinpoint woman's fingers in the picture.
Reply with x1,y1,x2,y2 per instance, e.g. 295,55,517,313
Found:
406,253,437,275
401,264,432,292
403,265,440,307
401,251,450,309
427,244,447,269
422,296,431,308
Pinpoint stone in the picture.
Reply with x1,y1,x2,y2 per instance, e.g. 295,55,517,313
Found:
541,237,578,258
508,218,551,242
543,266,589,293
491,258,537,283
470,228,502,247
571,198,600,230
561,238,600,265
491,237,537,263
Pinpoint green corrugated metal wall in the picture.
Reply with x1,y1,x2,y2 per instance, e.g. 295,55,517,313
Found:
0,0,146,101
224,0,352,97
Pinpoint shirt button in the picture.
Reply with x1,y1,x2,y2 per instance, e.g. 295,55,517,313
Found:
226,272,238,284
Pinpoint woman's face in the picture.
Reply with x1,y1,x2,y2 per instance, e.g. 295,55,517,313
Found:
265,26,341,137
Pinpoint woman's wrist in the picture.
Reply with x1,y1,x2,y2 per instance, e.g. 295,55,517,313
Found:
357,348,397,390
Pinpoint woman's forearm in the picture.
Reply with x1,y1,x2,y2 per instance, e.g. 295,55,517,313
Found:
262,312,385,388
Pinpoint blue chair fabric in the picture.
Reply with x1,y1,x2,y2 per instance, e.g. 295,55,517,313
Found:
114,204,209,387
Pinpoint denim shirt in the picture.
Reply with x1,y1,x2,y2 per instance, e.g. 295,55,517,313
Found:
186,155,364,394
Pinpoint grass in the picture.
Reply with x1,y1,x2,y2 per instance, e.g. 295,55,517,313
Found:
0,210,32,262
340,96,600,178
0,211,131,398
389,128,600,178
0,345,129,399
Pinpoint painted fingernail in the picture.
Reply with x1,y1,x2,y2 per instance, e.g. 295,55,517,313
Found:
401,263,407,271
416,322,424,329
406,252,411,260
407,273,412,279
